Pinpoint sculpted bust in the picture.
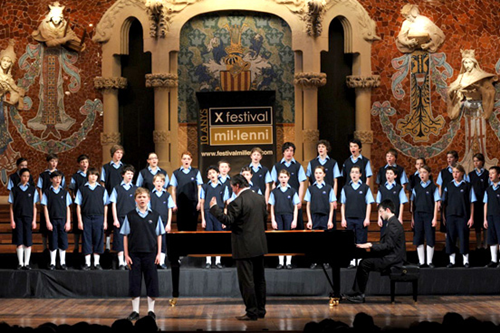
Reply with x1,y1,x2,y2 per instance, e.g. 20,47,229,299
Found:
32,1,85,52
0,40,25,110
448,50,497,120
396,4,445,53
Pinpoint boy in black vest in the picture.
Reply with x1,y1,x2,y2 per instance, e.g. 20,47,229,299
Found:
110,165,137,270
121,187,165,321
375,148,408,188
341,165,375,268
136,152,169,192
271,142,307,229
442,164,476,268
171,151,203,231
69,154,89,253
9,168,39,270
483,166,500,267
7,157,35,191
342,139,372,186
76,167,110,270
200,166,230,269
218,159,233,198
410,165,440,268
41,171,72,270
38,153,65,251
376,166,407,236
269,169,299,269
249,147,272,202
469,153,489,250
150,173,174,269
101,144,125,252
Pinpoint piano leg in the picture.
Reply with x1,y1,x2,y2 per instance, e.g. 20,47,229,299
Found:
169,255,180,307
320,263,340,307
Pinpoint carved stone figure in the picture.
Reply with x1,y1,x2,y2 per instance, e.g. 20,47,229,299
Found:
396,4,445,53
32,1,85,52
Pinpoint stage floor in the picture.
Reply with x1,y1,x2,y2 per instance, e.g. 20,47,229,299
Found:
1,296,500,331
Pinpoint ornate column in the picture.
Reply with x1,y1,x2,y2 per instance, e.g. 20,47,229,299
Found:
346,75,380,169
94,77,127,161
294,72,326,162
145,73,178,171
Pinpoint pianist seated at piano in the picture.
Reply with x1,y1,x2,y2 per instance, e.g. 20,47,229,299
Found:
343,199,406,304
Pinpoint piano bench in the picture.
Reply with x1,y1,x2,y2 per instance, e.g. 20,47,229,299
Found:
388,265,420,304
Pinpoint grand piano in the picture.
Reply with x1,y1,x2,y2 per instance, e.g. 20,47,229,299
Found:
166,229,355,306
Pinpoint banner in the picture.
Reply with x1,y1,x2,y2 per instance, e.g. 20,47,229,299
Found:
197,91,276,178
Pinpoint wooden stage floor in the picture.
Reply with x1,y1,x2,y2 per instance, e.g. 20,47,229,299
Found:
1,296,500,331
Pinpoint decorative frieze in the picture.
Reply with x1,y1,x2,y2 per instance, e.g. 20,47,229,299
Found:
354,130,373,144
294,72,327,88
302,129,320,143
346,75,380,89
145,73,179,88
153,130,170,144
100,132,121,146
94,77,127,90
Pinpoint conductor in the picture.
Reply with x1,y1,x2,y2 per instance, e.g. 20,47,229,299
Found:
344,199,406,303
209,174,268,321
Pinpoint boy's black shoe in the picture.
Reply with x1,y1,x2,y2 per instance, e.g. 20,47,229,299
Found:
24,265,32,270
158,264,167,270
309,263,317,269
428,263,435,269
486,261,497,268
215,263,223,269
148,311,156,320
342,293,365,304
94,264,103,270
127,311,139,321
205,263,211,269
118,265,126,271
48,264,55,271
235,314,257,321
323,263,330,269
17,265,23,270
286,264,292,270
60,264,68,270
276,264,284,270
446,263,455,268
82,264,91,271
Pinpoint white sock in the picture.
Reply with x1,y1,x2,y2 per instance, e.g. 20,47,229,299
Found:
286,255,292,265
417,245,425,265
350,259,356,266
24,247,31,266
356,258,361,266
59,249,66,265
132,297,140,313
94,254,100,265
16,247,24,266
206,256,211,264
426,245,434,264
449,253,456,265
147,296,155,312
118,253,124,266
160,252,166,265
463,253,469,264
106,236,111,250
215,256,221,264
85,254,91,266
50,250,57,266
278,256,284,265
491,245,498,263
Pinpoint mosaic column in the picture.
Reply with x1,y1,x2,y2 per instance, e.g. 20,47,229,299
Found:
294,72,326,162
346,75,380,169
94,77,127,161
145,73,179,171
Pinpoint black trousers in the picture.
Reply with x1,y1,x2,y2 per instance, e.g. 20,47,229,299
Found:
235,255,266,318
129,252,159,298
352,257,388,294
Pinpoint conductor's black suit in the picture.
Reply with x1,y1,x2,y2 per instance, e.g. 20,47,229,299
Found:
210,187,268,319
353,214,406,294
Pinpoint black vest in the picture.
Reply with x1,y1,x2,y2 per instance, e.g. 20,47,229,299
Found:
439,168,453,188
173,168,199,201
445,182,472,217
102,163,123,193
309,183,332,215
342,156,370,184
126,210,160,253
379,184,403,217
139,168,168,192
343,183,370,219
45,188,68,219
309,157,337,187
274,161,302,190
71,172,88,194
150,191,171,222
377,165,405,186
114,184,137,218
413,182,438,213
219,176,233,198
272,186,297,215
202,182,225,210
39,170,65,192
468,170,489,202
11,185,36,218
79,185,106,216
251,166,269,195
486,185,500,217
